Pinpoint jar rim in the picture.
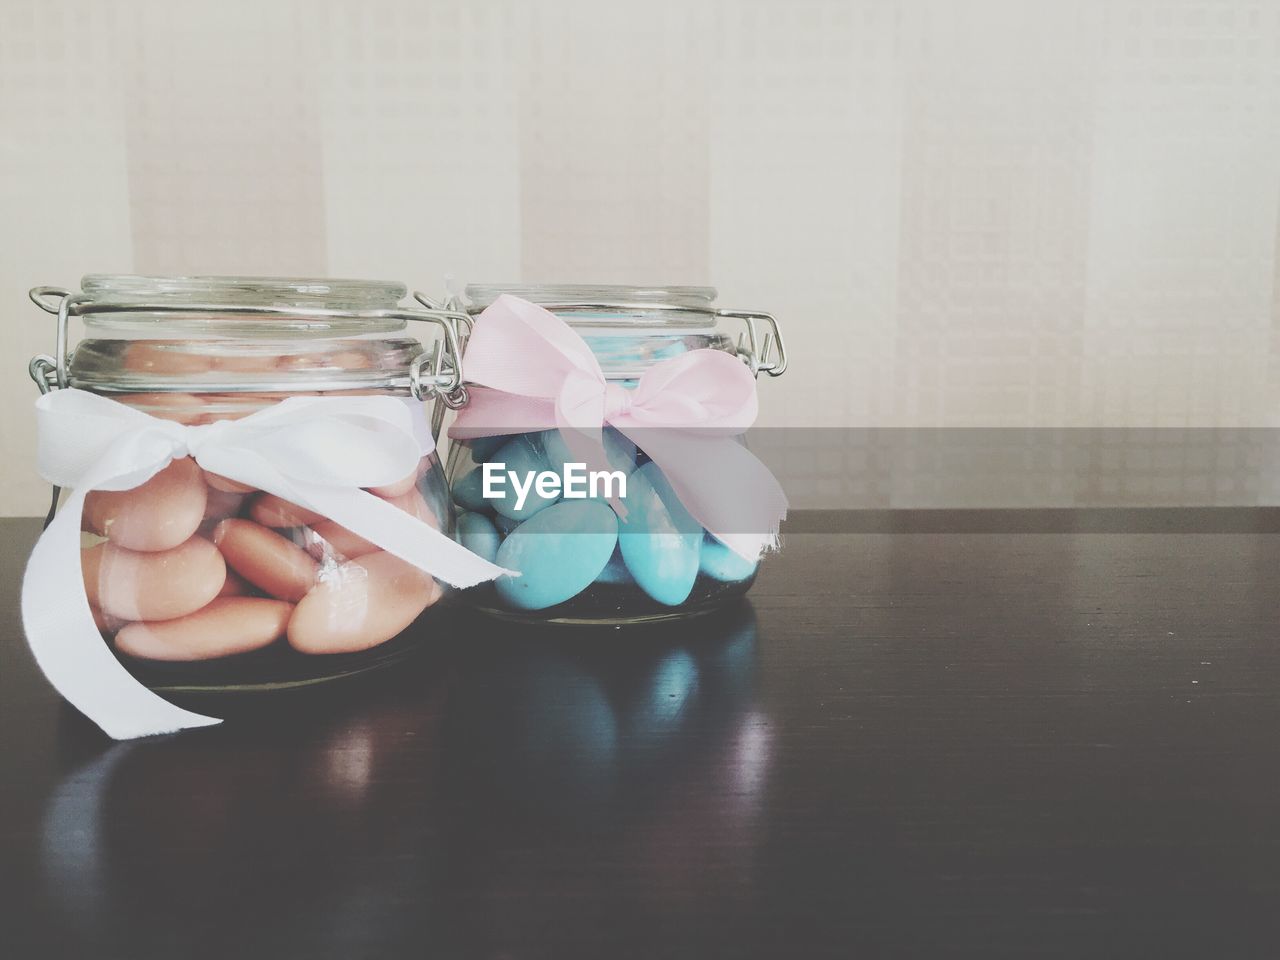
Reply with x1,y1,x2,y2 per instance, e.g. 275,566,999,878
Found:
463,284,719,327
82,274,408,311
70,274,414,339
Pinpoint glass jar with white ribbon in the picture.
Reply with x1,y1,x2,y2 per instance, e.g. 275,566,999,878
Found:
442,284,789,624
23,275,508,740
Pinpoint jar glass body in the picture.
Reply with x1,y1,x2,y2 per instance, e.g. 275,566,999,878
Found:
53,276,455,694
445,284,764,625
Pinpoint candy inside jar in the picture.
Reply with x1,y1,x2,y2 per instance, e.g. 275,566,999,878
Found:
449,426,760,622
29,275,472,697
81,396,451,678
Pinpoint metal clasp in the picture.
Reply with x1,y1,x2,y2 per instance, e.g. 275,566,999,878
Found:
409,292,470,408
444,295,788,381
27,286,83,393
717,308,788,378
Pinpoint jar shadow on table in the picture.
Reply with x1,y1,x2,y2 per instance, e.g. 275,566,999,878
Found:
441,600,764,814
34,603,769,954
430,603,777,952
36,665,454,951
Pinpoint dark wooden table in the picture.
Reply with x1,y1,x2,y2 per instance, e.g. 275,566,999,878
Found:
4,511,1280,958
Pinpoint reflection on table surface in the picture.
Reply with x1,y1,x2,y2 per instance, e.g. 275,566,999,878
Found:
33,603,770,957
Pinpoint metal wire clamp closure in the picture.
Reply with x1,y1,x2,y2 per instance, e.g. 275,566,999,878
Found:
27,285,470,404
447,296,787,380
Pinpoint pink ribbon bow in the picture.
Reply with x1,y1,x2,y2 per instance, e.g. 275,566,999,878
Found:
449,294,787,561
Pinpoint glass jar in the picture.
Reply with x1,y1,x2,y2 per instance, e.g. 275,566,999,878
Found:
28,275,469,695
444,283,787,625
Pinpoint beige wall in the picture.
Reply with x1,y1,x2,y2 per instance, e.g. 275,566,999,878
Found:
4,0,1280,515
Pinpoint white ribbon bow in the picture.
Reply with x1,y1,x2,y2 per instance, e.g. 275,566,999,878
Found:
22,389,510,741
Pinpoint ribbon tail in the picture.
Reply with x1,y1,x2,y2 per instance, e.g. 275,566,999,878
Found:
618,428,788,563
21,477,221,740
288,483,517,587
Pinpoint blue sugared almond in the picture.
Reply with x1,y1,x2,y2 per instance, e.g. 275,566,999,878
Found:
618,462,701,606
494,500,618,610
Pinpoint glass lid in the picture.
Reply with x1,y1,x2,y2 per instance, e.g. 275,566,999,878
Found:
82,275,408,310
75,275,410,337
460,283,735,378
462,284,719,328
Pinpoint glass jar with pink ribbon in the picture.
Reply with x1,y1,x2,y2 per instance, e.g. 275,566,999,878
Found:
23,275,509,740
442,284,789,624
